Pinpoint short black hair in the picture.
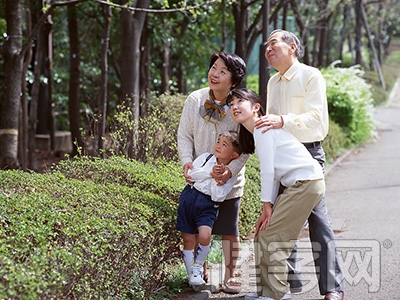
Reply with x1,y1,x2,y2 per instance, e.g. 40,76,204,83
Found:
219,130,242,155
209,52,246,88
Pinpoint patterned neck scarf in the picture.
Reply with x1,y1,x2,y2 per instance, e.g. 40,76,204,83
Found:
202,90,227,124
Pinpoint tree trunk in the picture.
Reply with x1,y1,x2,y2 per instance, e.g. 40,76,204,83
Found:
290,0,310,65
232,0,264,64
28,24,45,170
20,2,33,171
0,0,22,169
161,36,170,94
232,1,248,62
361,2,385,89
119,0,149,158
140,21,150,117
98,4,112,157
338,4,351,66
68,4,84,156
318,0,329,67
355,0,363,66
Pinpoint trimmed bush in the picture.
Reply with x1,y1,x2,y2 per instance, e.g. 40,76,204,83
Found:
239,154,262,237
324,119,348,163
322,63,376,146
0,157,185,299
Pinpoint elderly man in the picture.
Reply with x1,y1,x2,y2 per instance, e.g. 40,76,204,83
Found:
254,29,344,300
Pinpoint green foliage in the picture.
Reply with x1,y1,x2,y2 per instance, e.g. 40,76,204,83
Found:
0,157,185,299
322,64,376,146
364,47,400,106
139,92,187,162
107,93,186,162
323,119,348,163
246,74,259,93
239,155,262,237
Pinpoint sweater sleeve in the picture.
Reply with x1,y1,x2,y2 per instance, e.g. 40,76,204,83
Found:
227,153,249,177
177,93,197,167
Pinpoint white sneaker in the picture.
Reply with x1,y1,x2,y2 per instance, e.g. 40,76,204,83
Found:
188,264,205,286
244,292,292,300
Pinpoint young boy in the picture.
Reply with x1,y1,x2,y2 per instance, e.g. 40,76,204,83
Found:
176,130,242,289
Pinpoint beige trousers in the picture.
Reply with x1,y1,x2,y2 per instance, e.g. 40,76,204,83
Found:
255,179,325,299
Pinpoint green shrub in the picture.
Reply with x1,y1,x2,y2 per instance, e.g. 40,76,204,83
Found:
324,119,348,163
0,157,185,299
322,64,376,146
239,154,262,237
107,93,186,162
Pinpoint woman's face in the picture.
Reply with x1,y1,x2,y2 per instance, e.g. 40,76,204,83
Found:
208,57,233,96
229,96,259,125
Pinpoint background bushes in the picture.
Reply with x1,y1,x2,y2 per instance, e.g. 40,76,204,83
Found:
323,64,376,146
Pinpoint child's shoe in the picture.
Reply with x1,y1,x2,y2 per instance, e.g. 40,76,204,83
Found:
188,264,206,286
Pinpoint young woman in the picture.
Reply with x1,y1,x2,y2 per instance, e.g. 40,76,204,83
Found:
177,52,248,293
227,88,325,300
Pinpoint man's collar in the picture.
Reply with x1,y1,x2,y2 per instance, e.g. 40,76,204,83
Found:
279,60,300,81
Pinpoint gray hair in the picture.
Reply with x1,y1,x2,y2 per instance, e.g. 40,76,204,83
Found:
269,29,304,58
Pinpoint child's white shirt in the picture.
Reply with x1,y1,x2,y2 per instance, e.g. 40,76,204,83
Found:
188,153,236,202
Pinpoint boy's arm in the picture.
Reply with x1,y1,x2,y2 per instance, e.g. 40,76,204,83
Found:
187,153,213,182
210,177,236,202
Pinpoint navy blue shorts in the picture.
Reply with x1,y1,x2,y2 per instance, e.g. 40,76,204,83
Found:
176,185,220,234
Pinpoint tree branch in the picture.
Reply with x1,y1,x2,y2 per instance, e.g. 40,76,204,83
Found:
21,0,87,58
94,0,219,13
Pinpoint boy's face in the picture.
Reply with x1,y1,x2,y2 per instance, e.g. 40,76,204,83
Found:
213,135,238,162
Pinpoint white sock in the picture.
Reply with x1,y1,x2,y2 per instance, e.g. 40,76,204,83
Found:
194,244,210,266
182,249,194,276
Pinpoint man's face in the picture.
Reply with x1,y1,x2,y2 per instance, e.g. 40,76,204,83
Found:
264,32,294,70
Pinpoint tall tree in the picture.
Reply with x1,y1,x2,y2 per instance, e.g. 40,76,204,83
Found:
232,0,263,64
354,0,363,65
312,0,329,67
28,16,45,170
119,0,150,158
0,0,22,169
19,1,33,170
68,4,84,155
97,4,112,156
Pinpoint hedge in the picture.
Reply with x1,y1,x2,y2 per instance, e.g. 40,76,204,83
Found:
0,157,185,299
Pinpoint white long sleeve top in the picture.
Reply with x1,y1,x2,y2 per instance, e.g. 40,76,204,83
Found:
188,153,236,202
254,127,324,204
178,87,249,199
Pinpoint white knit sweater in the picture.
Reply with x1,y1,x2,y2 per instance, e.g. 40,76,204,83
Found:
177,87,248,199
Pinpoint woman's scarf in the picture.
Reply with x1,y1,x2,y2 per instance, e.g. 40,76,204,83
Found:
201,90,227,124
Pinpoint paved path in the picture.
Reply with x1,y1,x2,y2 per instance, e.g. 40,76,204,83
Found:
176,78,400,300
